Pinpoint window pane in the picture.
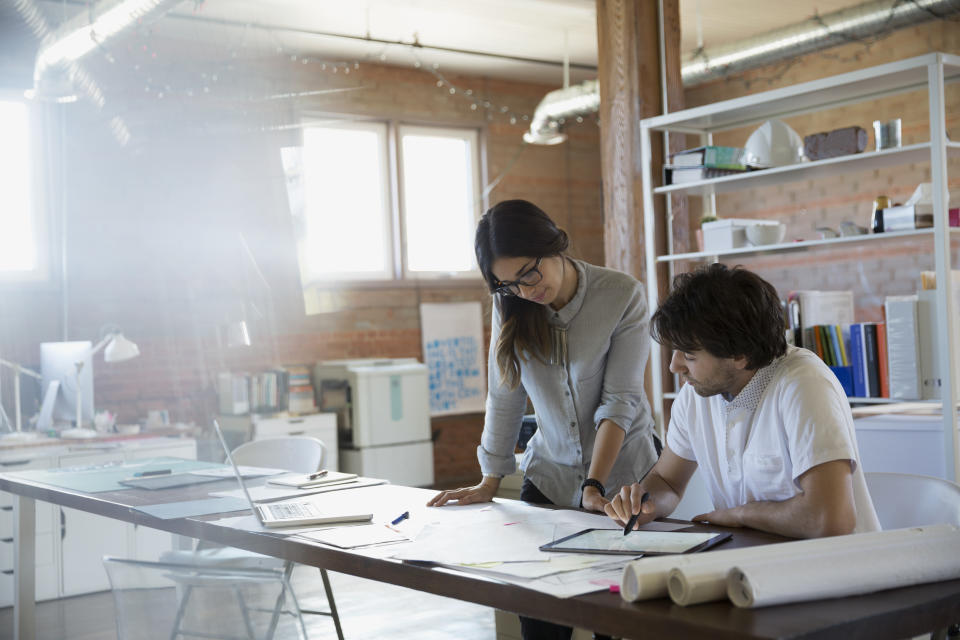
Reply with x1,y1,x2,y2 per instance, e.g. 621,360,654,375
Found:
301,125,390,279
0,101,35,272
401,131,477,273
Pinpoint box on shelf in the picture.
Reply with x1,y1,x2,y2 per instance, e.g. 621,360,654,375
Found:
701,218,776,252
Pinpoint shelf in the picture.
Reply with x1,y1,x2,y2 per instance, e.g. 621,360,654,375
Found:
643,53,960,134
661,391,941,406
658,228,959,263
654,142,960,196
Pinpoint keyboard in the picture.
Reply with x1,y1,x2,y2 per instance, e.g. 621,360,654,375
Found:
267,502,316,520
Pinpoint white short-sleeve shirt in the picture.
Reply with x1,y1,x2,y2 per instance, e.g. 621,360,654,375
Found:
667,346,880,533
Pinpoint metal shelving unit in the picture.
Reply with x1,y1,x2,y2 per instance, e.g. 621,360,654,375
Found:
639,52,960,482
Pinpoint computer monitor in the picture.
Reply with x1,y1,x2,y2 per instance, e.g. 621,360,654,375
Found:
40,341,93,427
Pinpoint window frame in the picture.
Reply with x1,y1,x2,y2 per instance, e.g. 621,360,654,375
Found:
0,93,51,286
395,124,482,281
297,119,395,283
295,114,486,289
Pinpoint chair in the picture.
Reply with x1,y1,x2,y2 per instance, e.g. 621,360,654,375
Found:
153,436,343,640
103,556,308,640
228,436,345,639
864,471,960,529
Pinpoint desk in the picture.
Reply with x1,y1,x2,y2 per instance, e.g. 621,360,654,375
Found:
2,474,960,640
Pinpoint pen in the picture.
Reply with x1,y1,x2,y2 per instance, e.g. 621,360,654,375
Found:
308,470,328,480
623,492,650,536
134,469,172,478
391,511,410,526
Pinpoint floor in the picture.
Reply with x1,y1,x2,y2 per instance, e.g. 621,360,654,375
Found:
0,566,498,640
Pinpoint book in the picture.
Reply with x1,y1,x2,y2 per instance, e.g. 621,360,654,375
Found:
663,165,747,185
794,290,855,334
884,295,922,400
836,324,850,367
267,470,359,489
670,145,752,169
827,325,844,367
876,323,890,398
849,324,867,398
863,323,881,398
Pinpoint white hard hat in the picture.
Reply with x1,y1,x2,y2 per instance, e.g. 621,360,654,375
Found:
744,119,806,168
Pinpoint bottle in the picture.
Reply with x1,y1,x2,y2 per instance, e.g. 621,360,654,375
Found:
871,195,891,233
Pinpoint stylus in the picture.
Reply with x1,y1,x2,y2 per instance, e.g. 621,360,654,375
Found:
623,492,650,535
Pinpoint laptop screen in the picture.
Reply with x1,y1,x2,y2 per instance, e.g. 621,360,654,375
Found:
211,419,262,521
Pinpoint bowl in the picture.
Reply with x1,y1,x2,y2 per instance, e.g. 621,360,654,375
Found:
746,223,787,246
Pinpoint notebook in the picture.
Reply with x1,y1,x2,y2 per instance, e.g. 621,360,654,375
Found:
212,419,373,529
267,470,358,489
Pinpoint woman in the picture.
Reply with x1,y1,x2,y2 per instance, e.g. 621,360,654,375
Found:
427,199,658,639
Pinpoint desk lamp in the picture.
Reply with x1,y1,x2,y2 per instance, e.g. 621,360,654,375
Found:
0,359,43,440
66,332,140,438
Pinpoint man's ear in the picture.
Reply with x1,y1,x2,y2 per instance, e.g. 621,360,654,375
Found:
731,355,750,370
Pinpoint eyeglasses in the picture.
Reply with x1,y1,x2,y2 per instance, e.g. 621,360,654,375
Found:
494,257,543,297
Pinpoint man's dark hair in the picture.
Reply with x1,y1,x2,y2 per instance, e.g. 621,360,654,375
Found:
651,264,787,370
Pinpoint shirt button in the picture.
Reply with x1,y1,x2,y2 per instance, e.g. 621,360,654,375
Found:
565,391,570,396
570,421,576,427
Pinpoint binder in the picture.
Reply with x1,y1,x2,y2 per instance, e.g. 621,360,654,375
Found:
849,324,868,398
876,323,890,398
884,295,922,400
863,323,881,398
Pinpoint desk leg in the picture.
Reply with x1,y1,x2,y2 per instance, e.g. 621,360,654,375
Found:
13,495,36,640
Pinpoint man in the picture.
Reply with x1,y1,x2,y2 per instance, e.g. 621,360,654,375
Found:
606,264,880,537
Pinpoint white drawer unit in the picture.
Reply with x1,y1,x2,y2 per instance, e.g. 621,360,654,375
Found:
0,436,197,604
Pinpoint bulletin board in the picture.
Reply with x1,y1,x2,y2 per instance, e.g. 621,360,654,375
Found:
419,302,486,415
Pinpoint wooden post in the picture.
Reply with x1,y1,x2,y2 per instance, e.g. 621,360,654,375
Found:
597,0,684,424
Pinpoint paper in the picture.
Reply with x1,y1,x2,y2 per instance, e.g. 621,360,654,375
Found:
136,497,251,519
11,458,223,493
728,526,960,608
210,476,388,502
191,465,288,478
620,523,959,605
546,529,719,554
267,470,359,488
298,524,409,549
420,302,486,415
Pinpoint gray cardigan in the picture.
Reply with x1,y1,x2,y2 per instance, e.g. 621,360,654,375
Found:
477,259,658,507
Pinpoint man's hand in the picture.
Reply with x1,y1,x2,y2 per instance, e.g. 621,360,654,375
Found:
605,483,657,529
581,485,610,513
692,505,744,529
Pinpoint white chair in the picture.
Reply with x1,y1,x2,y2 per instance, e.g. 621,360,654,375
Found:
156,436,343,640
103,556,308,640
229,436,345,639
864,471,960,529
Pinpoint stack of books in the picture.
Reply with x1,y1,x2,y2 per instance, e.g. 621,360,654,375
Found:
286,364,317,414
663,145,753,185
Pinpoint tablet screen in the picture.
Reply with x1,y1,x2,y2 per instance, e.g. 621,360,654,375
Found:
540,528,730,555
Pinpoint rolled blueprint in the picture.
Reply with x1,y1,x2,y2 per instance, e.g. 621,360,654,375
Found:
620,524,957,604
728,529,960,608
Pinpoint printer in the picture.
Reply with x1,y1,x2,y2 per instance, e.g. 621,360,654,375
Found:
313,358,434,487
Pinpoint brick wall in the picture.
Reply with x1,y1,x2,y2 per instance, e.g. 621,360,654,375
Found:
679,22,960,321
0,37,602,486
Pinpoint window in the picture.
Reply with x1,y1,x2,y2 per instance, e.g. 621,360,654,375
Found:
399,126,480,277
291,120,481,285
0,99,44,282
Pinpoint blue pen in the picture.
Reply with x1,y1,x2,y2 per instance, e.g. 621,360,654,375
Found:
391,511,410,526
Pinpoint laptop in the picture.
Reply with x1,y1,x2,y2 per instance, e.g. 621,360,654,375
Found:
213,419,373,528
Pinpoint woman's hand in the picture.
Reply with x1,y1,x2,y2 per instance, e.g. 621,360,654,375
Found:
426,477,499,507
580,485,610,513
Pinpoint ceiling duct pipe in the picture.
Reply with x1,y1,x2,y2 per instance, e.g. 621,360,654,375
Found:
683,0,960,85
523,79,599,145
28,0,182,103
523,0,960,144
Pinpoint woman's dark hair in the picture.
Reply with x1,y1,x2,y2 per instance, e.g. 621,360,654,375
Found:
475,200,569,389
651,264,786,370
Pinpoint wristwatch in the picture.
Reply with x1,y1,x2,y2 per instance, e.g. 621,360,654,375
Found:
580,478,605,497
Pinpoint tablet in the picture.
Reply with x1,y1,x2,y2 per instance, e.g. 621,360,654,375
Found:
539,528,732,556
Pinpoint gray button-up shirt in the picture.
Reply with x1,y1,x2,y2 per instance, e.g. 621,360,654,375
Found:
477,259,658,507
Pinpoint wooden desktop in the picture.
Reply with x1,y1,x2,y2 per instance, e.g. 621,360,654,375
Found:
2,472,959,640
